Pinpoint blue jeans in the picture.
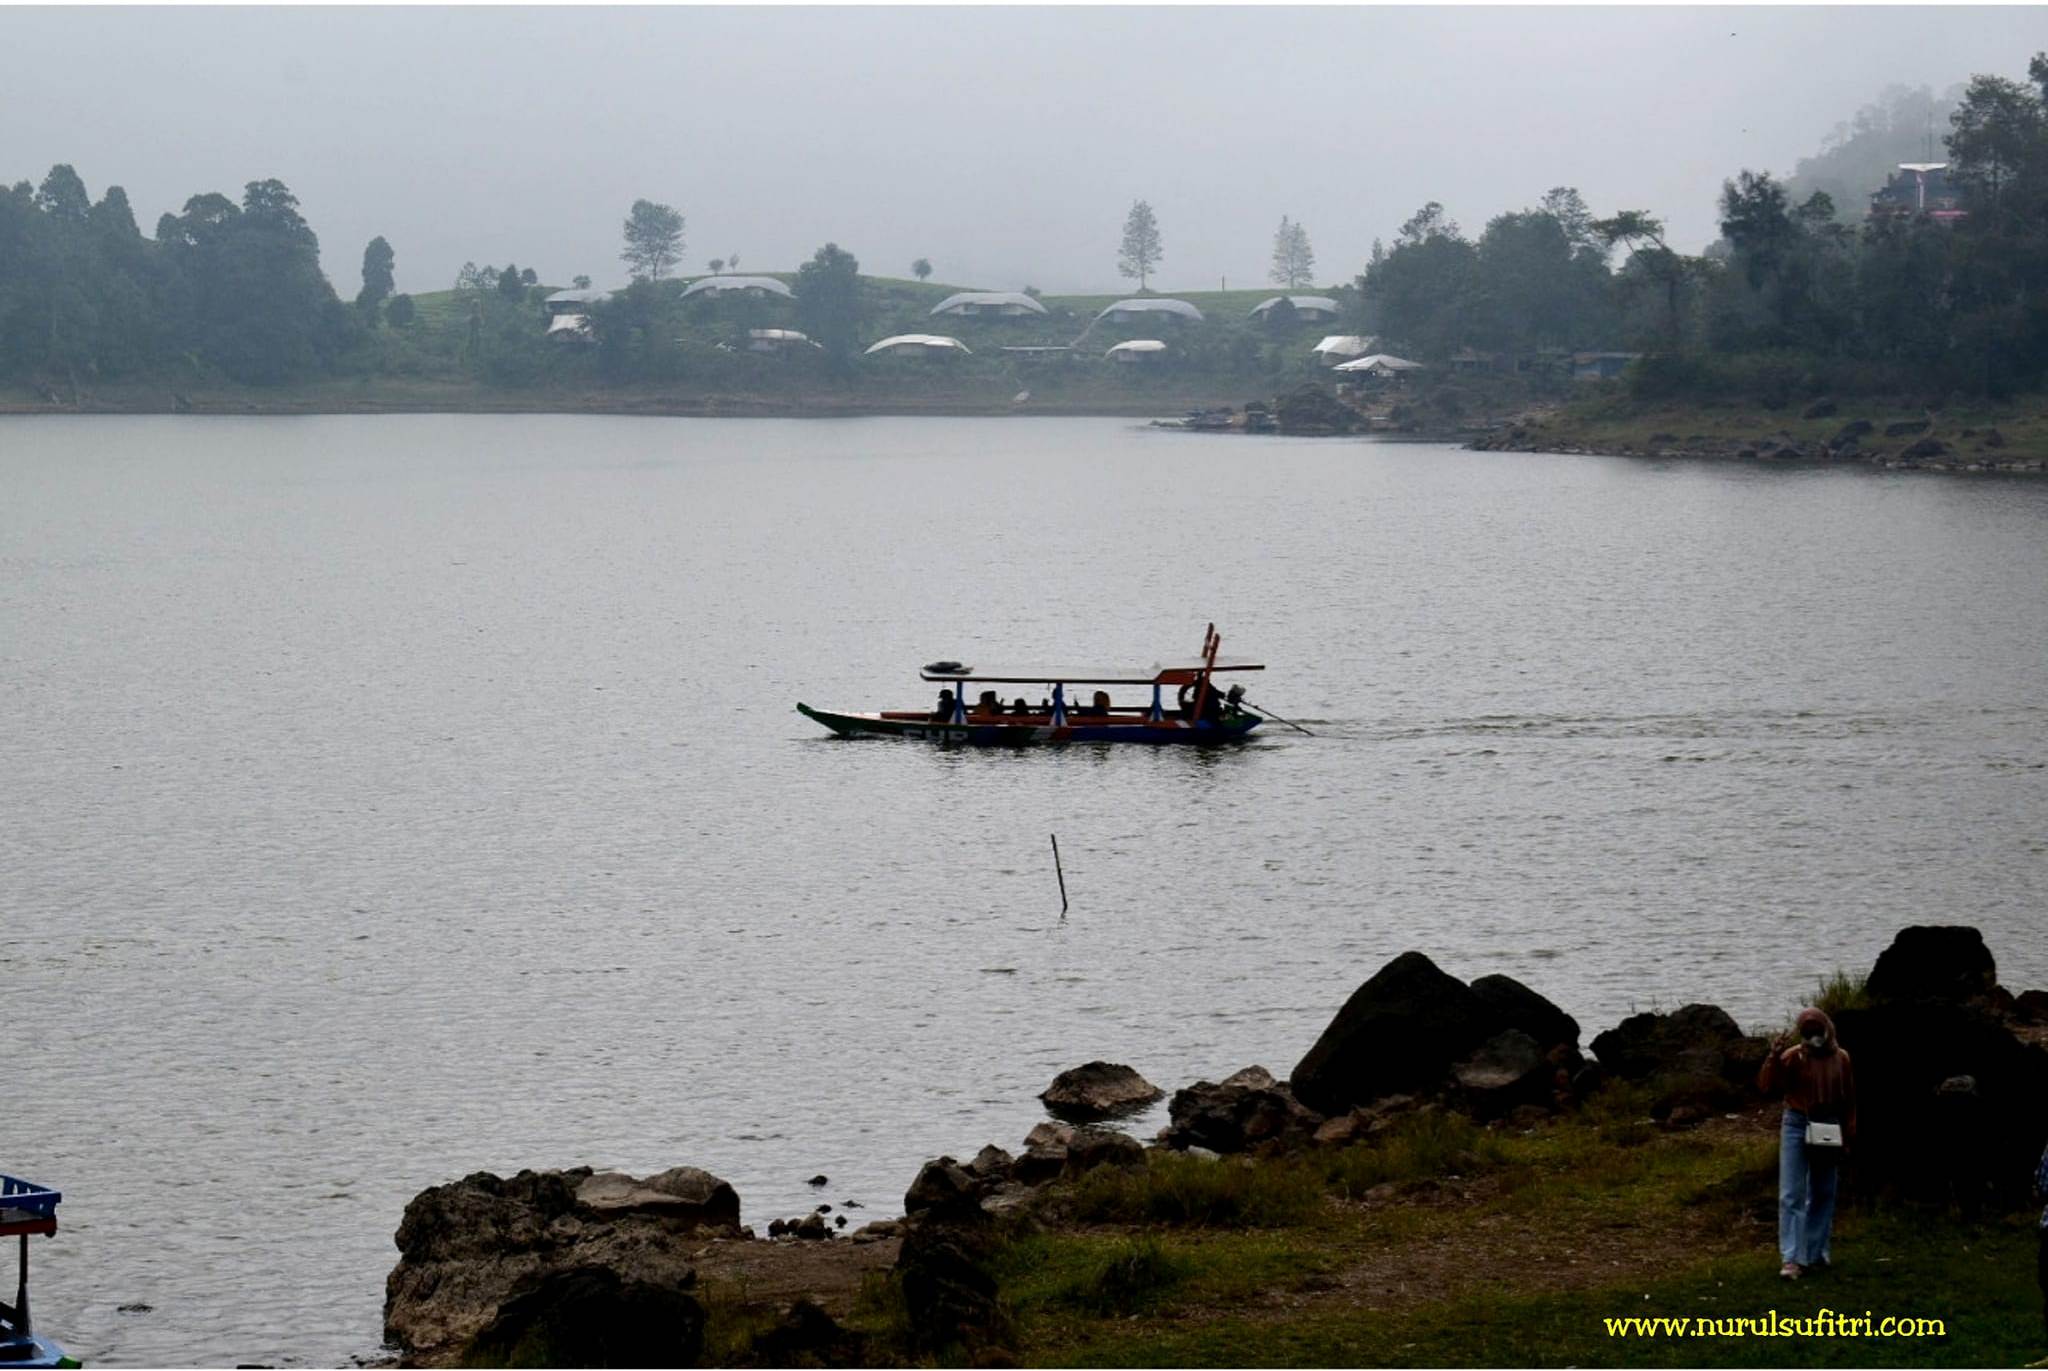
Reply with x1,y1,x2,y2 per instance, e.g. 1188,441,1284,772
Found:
1779,1109,1840,1267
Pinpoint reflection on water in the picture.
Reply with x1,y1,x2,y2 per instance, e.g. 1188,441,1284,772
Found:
3,414,2045,1365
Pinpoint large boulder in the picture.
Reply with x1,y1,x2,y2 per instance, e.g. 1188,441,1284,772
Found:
1063,1127,1146,1176
895,1220,1008,1357
384,1167,732,1363
1865,925,1998,1005
461,1265,704,1369
1163,1065,1323,1154
1451,1030,1553,1120
1588,1004,1768,1116
1290,953,1497,1115
1833,998,2048,1211
903,1158,981,1218
747,1298,866,1368
1039,1062,1164,1123
1469,974,1580,1051
574,1168,739,1228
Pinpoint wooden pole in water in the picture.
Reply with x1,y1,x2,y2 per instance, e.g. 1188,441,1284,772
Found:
1050,833,1068,917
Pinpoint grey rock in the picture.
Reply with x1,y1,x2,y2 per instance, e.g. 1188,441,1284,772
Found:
1040,1061,1165,1123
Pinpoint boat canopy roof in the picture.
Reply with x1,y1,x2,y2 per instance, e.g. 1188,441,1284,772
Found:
920,659,1265,685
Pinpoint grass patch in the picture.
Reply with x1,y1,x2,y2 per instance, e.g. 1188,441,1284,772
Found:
691,1276,783,1364
1812,969,1871,1019
1323,1109,1509,1199
1070,1151,1326,1228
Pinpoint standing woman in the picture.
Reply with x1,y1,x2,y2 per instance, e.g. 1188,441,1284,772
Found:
1758,1007,1857,1279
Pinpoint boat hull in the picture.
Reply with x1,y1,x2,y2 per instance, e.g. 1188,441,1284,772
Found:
797,703,1259,745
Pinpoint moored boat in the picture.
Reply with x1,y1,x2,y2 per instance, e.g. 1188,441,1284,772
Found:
1,1175,78,1369
798,624,1270,746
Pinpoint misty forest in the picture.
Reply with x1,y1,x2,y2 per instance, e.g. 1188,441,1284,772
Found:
3,58,2048,405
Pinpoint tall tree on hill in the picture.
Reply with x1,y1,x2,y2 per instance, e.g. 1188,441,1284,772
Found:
1946,73,2044,216
912,257,932,282
1269,216,1315,288
621,199,685,281
357,236,395,321
497,262,526,300
1118,200,1162,290
386,293,416,327
708,258,724,276
34,164,91,226
795,242,864,364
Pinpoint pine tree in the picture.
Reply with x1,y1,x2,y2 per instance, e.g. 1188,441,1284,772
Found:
1117,200,1162,290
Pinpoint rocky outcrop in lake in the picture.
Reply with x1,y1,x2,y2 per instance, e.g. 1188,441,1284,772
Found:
1038,1060,1164,1122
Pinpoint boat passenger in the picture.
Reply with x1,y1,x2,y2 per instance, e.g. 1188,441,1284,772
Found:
1011,697,1032,716
976,689,1002,716
932,689,957,722
1075,690,1112,717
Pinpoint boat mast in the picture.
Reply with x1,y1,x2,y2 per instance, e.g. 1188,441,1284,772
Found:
1189,622,1221,725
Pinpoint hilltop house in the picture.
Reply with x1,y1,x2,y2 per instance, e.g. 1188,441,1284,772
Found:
930,291,1048,318
1311,334,1376,366
681,275,794,300
1250,295,1340,323
1096,298,1204,325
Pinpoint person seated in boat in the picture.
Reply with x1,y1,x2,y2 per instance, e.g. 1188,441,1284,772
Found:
932,688,957,721
1074,690,1113,717
1011,697,1032,716
975,689,1003,717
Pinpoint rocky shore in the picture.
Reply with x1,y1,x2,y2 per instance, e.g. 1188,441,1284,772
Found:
382,925,2048,1366
1467,401,2048,475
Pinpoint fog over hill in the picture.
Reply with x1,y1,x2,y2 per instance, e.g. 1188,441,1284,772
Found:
5,6,2041,293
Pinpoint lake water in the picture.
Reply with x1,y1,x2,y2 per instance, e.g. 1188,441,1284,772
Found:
4,414,2045,1365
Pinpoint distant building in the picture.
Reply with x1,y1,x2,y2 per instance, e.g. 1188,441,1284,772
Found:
680,275,794,300
1311,334,1377,366
546,313,594,343
1449,348,1505,375
1570,351,1641,381
746,328,819,354
1096,298,1204,324
1249,295,1340,322
930,291,1048,318
865,333,972,357
1105,339,1167,364
544,287,611,315
1332,353,1425,379
1869,163,1966,222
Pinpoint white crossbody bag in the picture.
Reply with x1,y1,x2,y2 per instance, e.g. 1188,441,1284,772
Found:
1805,1120,1845,1148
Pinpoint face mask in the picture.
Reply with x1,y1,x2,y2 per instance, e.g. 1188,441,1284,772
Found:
1803,1033,1826,1051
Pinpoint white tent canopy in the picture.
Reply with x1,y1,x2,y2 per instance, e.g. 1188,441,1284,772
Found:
930,291,1048,317
1333,353,1425,374
1311,334,1376,362
1096,298,1204,322
680,275,793,299
865,334,972,356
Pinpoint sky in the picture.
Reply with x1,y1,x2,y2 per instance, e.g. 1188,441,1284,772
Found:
4,6,2041,296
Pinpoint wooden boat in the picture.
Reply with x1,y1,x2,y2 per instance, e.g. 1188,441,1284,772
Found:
798,624,1266,745
0,1175,77,1369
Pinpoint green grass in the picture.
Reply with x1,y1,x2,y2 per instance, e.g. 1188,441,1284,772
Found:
993,1099,2048,1367
1070,1151,1327,1228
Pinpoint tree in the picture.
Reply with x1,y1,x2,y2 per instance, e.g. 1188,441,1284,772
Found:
1117,200,1162,289
386,293,416,327
1593,210,1692,345
708,258,724,275
498,262,526,299
520,267,537,286
572,274,591,290
727,253,740,272
35,164,92,225
90,186,140,241
1269,215,1315,288
1540,187,1603,261
912,257,932,282
1398,201,1460,246
794,242,864,361
1947,74,2043,213
357,236,395,319
621,199,684,281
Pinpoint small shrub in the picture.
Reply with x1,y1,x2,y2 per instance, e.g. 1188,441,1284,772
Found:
1324,1111,1507,1199
1055,1237,1192,1316
1580,1080,1657,1149
1810,969,1869,1018
1070,1151,1322,1228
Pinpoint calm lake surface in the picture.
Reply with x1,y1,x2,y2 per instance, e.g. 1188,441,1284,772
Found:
5,414,2046,1365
